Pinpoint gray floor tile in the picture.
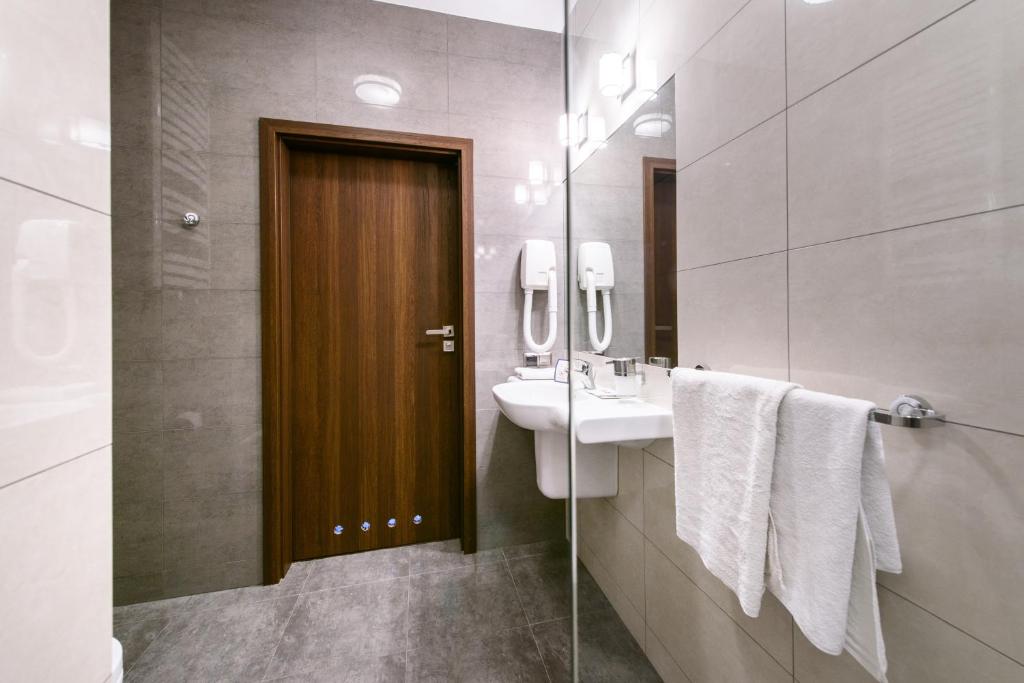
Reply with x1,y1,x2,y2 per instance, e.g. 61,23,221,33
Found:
113,594,193,627
264,578,409,679
114,617,169,673
503,538,570,561
408,538,505,575
408,561,528,650
266,652,407,682
533,612,662,683
406,626,549,682
303,545,411,592
187,559,312,611
509,555,611,624
127,595,298,682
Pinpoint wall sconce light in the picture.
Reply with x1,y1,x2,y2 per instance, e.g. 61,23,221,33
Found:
514,183,529,205
577,110,590,147
528,161,547,186
599,52,623,97
559,112,579,146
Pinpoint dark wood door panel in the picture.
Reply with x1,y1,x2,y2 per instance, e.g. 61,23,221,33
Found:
288,148,460,561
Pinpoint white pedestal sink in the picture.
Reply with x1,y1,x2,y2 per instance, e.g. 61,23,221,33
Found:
491,379,672,499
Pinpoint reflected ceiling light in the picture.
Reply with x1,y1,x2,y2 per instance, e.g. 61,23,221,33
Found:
633,113,673,138
353,74,402,106
599,52,623,96
532,188,549,206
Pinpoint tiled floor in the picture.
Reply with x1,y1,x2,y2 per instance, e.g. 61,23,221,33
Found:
114,539,662,682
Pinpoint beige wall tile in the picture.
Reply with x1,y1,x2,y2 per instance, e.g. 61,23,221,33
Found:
609,447,644,529
579,539,646,645
795,588,1024,683
674,0,785,166
579,498,646,614
789,207,1024,435
880,424,1024,662
643,453,794,671
643,626,692,683
0,447,112,683
645,541,792,683
677,252,789,381
786,0,970,103
677,113,787,269
789,0,1024,247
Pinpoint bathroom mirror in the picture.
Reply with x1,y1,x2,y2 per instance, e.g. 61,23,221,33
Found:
569,77,676,362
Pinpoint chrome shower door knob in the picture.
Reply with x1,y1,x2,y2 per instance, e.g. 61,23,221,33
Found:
182,212,200,227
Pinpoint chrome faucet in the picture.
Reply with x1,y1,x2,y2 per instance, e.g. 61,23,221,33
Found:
572,359,597,390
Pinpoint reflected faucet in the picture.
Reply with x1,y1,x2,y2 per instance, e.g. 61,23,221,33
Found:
572,359,596,390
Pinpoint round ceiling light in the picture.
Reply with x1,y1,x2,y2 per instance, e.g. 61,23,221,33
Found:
632,113,673,138
353,74,402,107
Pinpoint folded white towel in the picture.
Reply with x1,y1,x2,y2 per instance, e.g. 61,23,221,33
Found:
514,366,556,380
767,389,901,682
671,368,799,618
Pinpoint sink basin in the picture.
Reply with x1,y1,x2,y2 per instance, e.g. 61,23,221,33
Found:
491,380,672,446
491,379,673,499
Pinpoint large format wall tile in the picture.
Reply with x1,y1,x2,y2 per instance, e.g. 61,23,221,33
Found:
447,15,561,68
160,290,259,360
878,424,1024,662
786,0,970,103
0,0,110,212
579,498,645,615
0,446,112,683
674,0,785,167
161,358,260,429
643,453,794,671
795,588,1024,683
677,113,787,269
677,252,789,381
0,182,113,488
788,0,1024,247
645,541,792,683
160,10,316,92
449,55,563,125
789,206,1024,435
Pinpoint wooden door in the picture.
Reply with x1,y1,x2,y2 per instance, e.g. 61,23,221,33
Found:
288,149,460,559
643,157,678,363
260,120,476,580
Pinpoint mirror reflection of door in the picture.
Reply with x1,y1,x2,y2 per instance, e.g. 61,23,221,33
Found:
643,157,677,364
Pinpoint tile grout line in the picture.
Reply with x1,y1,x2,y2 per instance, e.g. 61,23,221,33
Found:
0,175,111,217
257,567,314,682
505,556,553,682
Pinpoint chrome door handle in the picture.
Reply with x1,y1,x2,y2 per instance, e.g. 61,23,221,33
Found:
425,325,454,338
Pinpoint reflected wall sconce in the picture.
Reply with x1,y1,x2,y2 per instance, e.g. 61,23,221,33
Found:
599,52,623,96
528,160,547,186
619,51,637,100
558,112,578,146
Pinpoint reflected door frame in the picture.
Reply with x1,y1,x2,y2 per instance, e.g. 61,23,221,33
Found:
642,156,678,364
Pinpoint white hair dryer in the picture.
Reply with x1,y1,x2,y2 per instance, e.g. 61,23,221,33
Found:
577,242,613,353
520,240,558,353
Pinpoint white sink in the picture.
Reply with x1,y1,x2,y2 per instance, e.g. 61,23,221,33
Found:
491,380,671,445
491,379,672,499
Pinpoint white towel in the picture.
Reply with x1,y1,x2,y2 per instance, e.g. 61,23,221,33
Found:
671,368,799,618
514,366,556,380
767,389,901,682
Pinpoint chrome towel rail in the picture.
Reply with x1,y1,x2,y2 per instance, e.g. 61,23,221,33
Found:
690,364,945,429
